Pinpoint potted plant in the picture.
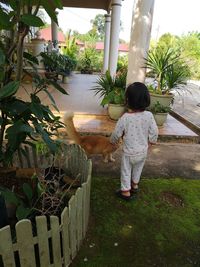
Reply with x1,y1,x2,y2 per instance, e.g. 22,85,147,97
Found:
149,101,171,127
40,51,60,81
144,47,190,108
58,54,77,82
92,70,127,120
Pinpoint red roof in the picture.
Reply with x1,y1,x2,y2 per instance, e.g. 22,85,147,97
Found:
39,27,65,43
96,42,129,52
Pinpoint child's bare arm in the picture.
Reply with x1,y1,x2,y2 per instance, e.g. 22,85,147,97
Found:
110,117,124,144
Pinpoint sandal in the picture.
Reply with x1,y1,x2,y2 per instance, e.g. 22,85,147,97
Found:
131,182,139,194
115,190,134,201
130,187,139,194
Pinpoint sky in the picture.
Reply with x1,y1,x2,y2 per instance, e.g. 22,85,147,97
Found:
48,0,200,42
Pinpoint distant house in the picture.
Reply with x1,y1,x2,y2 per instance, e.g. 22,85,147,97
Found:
39,26,65,43
96,42,129,55
38,27,129,54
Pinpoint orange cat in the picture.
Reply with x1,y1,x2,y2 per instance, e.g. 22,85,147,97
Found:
63,112,119,162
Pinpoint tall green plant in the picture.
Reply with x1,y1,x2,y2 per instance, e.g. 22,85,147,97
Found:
145,47,190,94
62,30,78,61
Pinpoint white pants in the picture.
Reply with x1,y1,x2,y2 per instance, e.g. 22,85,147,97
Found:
120,153,146,191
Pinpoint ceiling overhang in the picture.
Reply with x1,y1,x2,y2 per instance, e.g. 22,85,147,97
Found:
61,0,112,12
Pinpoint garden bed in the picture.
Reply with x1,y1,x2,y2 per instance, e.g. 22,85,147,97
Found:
0,144,92,267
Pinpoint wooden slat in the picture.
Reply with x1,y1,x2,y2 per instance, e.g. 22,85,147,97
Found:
25,146,32,168
32,147,38,168
50,216,62,267
68,145,74,176
76,188,83,249
72,145,79,177
61,207,70,267
0,226,16,267
81,183,87,238
85,168,92,229
68,195,77,260
79,148,87,184
71,144,76,173
17,148,24,168
16,219,36,267
36,216,50,267
78,153,84,183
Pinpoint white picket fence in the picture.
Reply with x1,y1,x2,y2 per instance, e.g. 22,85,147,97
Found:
0,144,92,267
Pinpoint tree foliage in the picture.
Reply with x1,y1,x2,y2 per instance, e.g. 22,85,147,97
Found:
90,14,105,40
151,32,200,80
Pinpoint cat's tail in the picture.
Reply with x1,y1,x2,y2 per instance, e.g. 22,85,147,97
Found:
63,112,81,144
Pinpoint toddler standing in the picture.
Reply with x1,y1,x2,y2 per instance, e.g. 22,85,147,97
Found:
110,82,158,201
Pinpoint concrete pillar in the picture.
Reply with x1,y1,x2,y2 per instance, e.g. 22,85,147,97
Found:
102,13,111,73
126,0,155,84
51,18,58,49
109,0,122,76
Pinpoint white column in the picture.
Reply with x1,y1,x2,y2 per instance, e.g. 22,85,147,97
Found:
102,13,111,73
126,0,155,84
109,0,122,76
51,18,58,49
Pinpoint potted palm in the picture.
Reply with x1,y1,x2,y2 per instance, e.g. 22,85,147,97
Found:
92,70,127,120
144,47,190,108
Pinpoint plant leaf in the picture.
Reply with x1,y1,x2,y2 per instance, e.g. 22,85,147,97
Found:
23,183,33,201
30,102,44,120
23,52,39,65
0,188,19,205
16,205,32,220
0,81,20,99
52,0,63,9
43,89,59,112
41,0,58,24
0,9,11,29
48,80,68,95
20,14,44,27
0,48,5,65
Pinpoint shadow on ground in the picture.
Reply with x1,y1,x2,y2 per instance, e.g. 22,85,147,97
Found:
91,143,200,179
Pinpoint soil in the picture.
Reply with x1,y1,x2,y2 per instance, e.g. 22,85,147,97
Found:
0,168,39,195
0,167,81,228
159,191,185,207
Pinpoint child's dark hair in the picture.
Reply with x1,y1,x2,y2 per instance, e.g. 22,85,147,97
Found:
125,82,150,110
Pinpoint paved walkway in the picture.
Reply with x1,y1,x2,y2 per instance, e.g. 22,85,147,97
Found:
91,143,200,179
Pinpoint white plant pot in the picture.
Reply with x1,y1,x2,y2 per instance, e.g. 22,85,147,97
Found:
62,76,68,84
150,93,173,108
108,104,126,121
153,113,168,127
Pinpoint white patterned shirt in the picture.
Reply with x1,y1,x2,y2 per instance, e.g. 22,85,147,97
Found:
110,111,158,157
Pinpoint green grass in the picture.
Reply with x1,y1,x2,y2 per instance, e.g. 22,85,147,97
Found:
71,177,200,267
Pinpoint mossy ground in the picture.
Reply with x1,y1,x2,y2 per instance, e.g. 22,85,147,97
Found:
71,177,200,267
